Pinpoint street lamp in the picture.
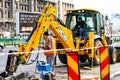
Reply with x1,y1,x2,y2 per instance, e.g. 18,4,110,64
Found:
109,23,113,38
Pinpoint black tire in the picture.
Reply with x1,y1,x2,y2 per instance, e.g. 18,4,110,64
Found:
109,46,117,64
116,53,120,62
88,39,103,66
0,47,2,52
79,55,88,63
116,54,120,62
57,43,67,64
58,54,67,64
0,46,3,52
116,48,120,62
88,58,98,66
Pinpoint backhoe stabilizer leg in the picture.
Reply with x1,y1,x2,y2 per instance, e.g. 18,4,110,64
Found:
0,50,19,78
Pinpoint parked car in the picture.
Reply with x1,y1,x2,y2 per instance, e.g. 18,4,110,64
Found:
0,44,4,51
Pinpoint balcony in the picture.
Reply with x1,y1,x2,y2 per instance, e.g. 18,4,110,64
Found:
3,18,14,22
0,18,3,22
44,0,57,3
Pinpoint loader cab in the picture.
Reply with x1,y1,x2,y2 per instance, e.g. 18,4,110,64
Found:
65,9,105,38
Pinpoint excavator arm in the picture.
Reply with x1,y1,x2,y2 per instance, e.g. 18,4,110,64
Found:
18,4,75,64
0,4,75,77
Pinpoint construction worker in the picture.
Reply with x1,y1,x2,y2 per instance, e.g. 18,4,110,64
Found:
77,17,85,39
72,17,86,38
38,31,56,76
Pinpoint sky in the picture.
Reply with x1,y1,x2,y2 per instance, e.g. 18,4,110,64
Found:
74,0,120,17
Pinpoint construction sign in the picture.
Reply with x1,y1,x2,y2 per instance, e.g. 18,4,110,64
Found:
99,46,110,80
67,51,80,80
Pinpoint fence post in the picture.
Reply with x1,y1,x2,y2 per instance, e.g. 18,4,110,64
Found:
67,51,80,80
99,46,110,80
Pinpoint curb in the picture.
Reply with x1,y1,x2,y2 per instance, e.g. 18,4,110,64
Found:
110,71,120,80
81,75,100,80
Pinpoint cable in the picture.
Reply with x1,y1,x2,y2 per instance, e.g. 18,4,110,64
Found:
23,49,40,65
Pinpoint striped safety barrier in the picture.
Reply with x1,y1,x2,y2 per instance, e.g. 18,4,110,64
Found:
67,51,80,80
0,45,113,80
99,46,110,80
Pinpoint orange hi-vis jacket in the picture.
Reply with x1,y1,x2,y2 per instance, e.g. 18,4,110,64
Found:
44,36,56,55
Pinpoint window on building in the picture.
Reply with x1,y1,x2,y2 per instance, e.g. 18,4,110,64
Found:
72,5,74,8
38,7,41,12
33,0,36,11
8,10,10,18
20,5,24,10
5,9,7,14
43,1,47,5
22,5,24,10
25,5,28,11
22,0,26,3
20,4,21,9
0,0,2,7
34,0,36,5
16,3,18,9
27,6,29,11
34,6,36,11
26,5,29,11
23,5,25,10
26,0,29,4
34,6,35,11
21,5,23,10
5,2,8,8
67,4,69,9
25,5,26,11
65,3,66,9
0,10,3,18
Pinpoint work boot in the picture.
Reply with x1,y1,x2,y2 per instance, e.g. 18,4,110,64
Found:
44,72,56,80
51,72,56,77
0,71,8,78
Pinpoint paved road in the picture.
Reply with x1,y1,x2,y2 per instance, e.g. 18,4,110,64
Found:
0,46,120,80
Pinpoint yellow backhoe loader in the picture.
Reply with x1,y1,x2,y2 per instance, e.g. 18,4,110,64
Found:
0,4,118,79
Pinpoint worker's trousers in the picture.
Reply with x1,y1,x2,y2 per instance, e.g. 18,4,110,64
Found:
46,54,55,72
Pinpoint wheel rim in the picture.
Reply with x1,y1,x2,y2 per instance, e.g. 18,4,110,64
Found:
94,40,103,64
95,48,100,62
0,47,2,51
113,48,117,62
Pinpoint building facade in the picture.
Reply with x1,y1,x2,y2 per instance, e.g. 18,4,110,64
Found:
0,0,74,37
57,0,74,22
